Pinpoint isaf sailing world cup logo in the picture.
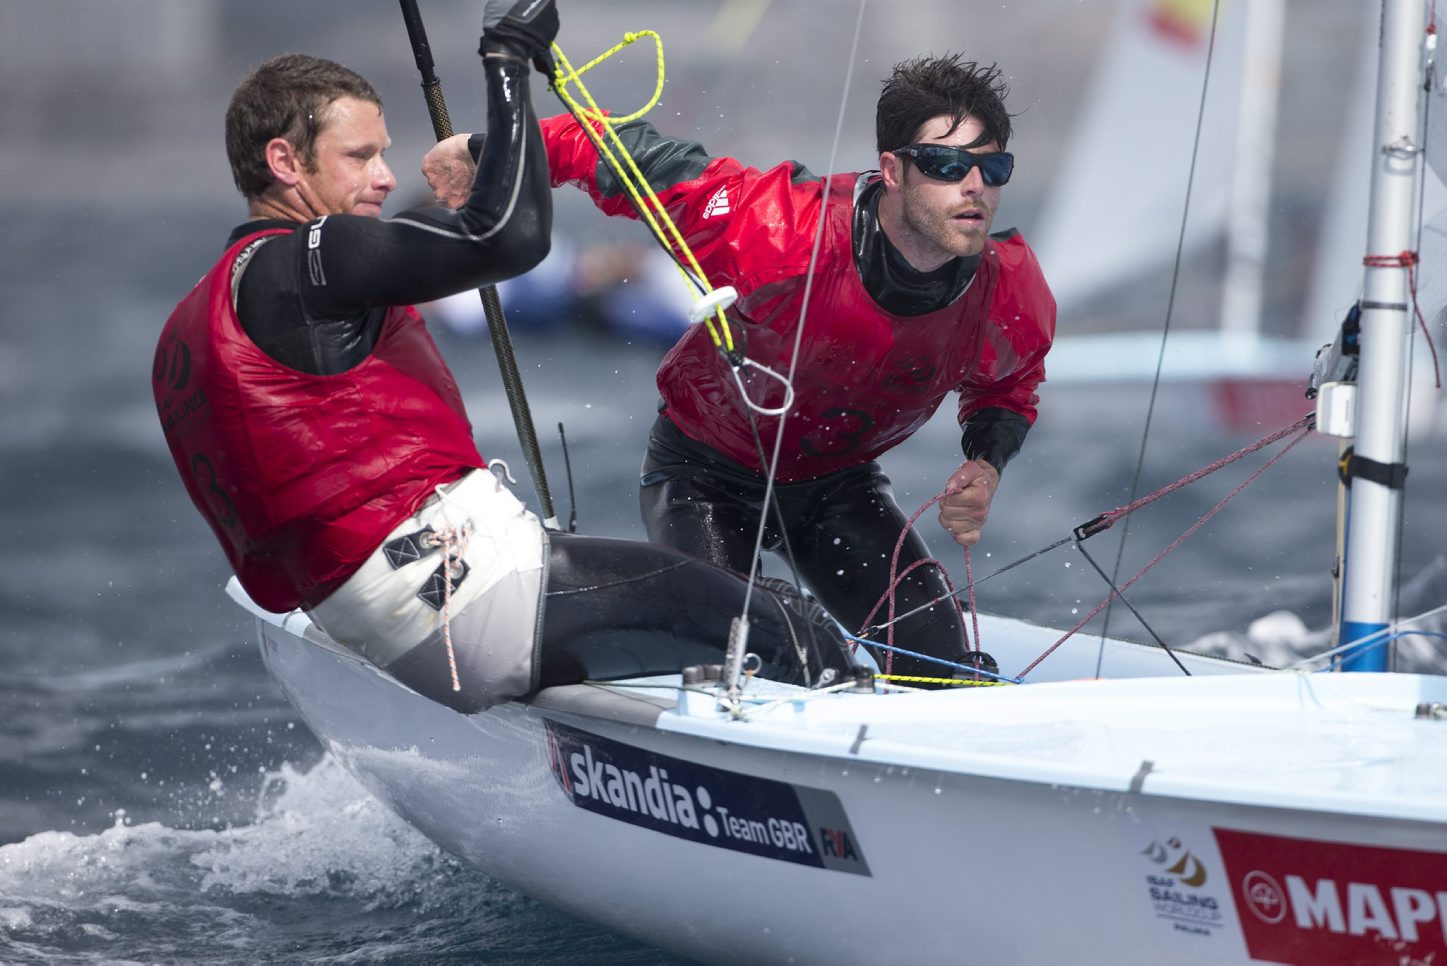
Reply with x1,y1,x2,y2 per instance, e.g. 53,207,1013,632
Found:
1143,836,1208,887
1140,836,1223,938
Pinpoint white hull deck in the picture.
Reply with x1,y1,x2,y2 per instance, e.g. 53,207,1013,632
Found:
236,581,1447,965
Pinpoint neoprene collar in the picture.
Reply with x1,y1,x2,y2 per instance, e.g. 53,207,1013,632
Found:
852,179,979,317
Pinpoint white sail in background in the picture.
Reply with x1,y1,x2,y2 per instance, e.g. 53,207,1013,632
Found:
1038,0,1446,412
1032,0,1249,312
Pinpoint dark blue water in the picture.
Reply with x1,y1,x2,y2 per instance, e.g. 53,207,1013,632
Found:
4,201,1446,965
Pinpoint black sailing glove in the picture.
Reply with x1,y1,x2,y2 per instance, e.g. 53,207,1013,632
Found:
479,0,559,75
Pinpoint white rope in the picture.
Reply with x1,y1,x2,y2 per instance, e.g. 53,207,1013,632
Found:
430,481,476,693
1285,600,1447,671
729,359,796,416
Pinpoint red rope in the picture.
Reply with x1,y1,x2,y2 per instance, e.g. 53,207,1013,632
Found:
963,547,981,660
863,415,1314,680
1088,413,1313,536
1016,422,1313,679
1363,249,1443,388
857,491,975,674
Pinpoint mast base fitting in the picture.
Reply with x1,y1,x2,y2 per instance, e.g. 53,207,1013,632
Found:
682,663,725,685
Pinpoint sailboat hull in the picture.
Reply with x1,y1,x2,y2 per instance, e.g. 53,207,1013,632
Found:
252,597,1447,966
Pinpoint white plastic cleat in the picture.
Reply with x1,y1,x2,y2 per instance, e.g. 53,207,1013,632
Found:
688,285,738,323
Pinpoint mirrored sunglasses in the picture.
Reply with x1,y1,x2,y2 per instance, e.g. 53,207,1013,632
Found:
892,144,1014,187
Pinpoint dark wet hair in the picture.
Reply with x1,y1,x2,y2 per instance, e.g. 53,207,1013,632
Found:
225,53,382,200
876,53,1012,154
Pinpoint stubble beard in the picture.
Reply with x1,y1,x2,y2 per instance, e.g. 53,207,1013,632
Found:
900,190,986,264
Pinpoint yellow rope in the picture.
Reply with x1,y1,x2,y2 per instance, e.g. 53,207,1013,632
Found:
548,34,737,354
875,674,1011,687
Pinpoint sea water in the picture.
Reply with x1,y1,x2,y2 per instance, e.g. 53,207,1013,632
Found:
5,201,1447,965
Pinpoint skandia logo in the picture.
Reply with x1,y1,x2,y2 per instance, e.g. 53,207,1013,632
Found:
568,743,704,831
702,186,731,219
544,720,871,874
564,742,814,854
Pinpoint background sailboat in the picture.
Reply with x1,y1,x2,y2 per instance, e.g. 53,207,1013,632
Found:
1034,0,1254,321
1034,0,1447,439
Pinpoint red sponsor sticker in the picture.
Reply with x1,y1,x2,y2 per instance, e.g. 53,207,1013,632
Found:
1215,828,1447,965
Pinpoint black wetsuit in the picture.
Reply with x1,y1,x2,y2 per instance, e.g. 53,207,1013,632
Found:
640,182,1029,681
231,56,853,701
233,58,549,374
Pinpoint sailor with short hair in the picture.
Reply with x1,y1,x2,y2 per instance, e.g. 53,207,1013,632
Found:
152,0,856,713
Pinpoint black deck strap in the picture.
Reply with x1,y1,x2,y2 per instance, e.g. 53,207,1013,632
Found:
417,558,470,611
383,526,438,568
1129,760,1155,794
953,651,1000,681
1338,447,1409,489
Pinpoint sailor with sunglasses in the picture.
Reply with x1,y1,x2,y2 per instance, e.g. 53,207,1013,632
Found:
425,52,1056,683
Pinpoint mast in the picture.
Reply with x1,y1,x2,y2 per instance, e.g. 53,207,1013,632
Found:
1338,0,1429,672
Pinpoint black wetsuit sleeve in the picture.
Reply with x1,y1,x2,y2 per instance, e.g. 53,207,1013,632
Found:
235,55,550,374
960,407,1031,474
302,54,549,311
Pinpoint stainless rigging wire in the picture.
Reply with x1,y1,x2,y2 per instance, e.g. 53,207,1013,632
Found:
1094,0,1225,677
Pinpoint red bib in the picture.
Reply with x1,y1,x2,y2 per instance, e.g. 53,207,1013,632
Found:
153,229,483,611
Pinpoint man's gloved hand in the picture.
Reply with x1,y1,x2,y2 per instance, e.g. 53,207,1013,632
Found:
480,0,559,74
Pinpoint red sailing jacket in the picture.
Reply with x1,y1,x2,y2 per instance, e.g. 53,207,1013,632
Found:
542,114,1056,482
153,228,483,611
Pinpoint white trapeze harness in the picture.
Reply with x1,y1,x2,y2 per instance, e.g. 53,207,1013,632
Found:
307,467,546,708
